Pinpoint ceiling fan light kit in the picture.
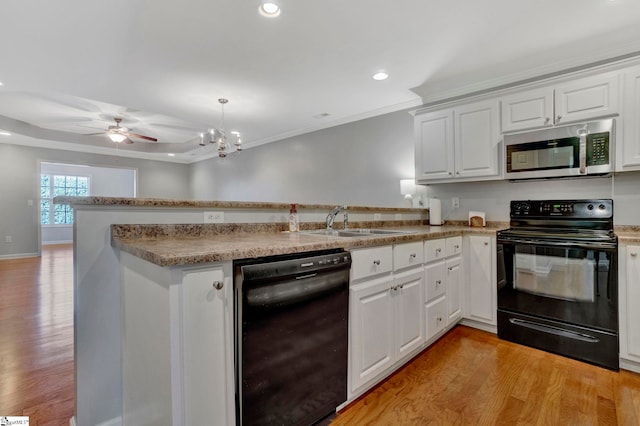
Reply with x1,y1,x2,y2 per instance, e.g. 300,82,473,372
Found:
108,132,127,143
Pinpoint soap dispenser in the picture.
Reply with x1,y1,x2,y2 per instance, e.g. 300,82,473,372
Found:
289,204,299,232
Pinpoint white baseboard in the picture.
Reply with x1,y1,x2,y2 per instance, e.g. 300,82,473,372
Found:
70,416,76,426
620,357,640,374
42,240,73,245
459,318,497,334
0,252,39,260
69,415,121,426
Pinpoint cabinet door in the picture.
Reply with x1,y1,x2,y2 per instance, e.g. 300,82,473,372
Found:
466,236,496,325
622,66,640,169
454,99,501,179
425,260,446,302
501,87,554,132
414,109,455,180
554,73,619,125
350,276,395,392
179,267,234,426
425,297,447,341
394,269,425,359
623,245,640,361
446,257,462,323
394,241,424,271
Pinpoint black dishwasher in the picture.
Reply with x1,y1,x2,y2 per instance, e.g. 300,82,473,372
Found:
234,249,351,426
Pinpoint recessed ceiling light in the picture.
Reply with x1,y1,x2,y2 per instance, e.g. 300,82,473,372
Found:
259,2,281,17
373,72,389,81
0,82,3,87
0,131,10,136
167,153,176,157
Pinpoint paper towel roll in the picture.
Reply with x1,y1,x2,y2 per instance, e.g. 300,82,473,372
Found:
429,198,442,226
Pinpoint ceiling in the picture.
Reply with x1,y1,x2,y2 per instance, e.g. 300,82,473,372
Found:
1,0,640,163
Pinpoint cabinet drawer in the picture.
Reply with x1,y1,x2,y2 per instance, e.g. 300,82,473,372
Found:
425,260,446,302
350,246,393,281
425,297,447,340
424,239,446,263
446,236,462,257
394,242,424,271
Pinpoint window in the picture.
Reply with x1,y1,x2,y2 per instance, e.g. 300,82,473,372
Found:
40,174,90,225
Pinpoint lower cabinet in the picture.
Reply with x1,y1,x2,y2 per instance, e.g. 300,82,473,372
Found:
349,267,424,394
120,252,234,426
620,244,640,370
446,256,462,323
464,235,497,327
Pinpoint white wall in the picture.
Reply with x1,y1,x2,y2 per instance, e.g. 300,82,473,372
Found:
0,142,190,258
190,109,419,207
40,162,137,244
425,172,640,225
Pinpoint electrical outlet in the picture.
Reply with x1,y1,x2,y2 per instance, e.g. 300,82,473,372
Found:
452,197,460,209
373,213,382,221
5,235,12,243
204,211,224,223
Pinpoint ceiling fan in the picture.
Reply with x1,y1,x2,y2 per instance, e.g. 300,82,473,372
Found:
87,117,158,144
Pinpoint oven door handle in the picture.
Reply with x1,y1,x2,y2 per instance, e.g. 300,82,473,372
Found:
509,318,600,343
497,236,616,250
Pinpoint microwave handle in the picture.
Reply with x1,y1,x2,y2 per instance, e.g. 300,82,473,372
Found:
579,130,587,174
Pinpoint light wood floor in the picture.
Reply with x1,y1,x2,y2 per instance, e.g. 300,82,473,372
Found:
0,244,74,426
2,246,640,425
334,326,640,425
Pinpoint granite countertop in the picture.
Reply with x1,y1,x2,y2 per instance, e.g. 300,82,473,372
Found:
54,196,424,212
112,224,505,267
615,226,640,243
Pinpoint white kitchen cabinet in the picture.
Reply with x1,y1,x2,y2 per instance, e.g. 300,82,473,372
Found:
621,65,640,169
619,244,640,370
414,108,454,181
464,235,496,327
350,274,396,393
350,245,393,281
414,99,501,183
394,268,426,358
349,245,424,396
446,257,462,323
120,253,234,426
394,241,424,271
501,72,620,133
423,237,463,341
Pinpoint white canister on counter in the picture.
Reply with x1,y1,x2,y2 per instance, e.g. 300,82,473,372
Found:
429,198,442,226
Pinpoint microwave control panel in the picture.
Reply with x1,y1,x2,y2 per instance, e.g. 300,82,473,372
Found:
587,132,610,166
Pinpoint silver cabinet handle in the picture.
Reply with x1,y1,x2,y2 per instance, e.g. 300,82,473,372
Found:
484,242,489,246
436,248,442,253
212,280,224,290
437,317,443,323
545,117,550,124
435,280,442,286
448,267,454,271
448,172,452,176
456,171,461,175
410,253,417,259
373,259,381,265
631,252,638,258
454,244,459,249
556,115,562,122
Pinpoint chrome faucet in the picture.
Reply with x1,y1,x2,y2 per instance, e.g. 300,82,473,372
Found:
326,205,348,230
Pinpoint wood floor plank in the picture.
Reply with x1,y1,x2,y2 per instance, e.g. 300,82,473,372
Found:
334,326,640,426
0,245,74,426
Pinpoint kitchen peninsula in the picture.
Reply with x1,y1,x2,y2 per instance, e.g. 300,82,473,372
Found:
57,195,506,426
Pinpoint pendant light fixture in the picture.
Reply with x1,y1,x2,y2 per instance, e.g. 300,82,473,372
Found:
199,98,242,157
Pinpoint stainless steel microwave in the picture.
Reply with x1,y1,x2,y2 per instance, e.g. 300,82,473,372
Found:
504,119,614,180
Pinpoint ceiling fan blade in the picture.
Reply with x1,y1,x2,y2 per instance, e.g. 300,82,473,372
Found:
128,133,158,142
124,137,135,144
84,132,106,136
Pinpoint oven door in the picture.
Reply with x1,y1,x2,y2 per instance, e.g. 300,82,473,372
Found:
497,237,617,333
497,236,618,369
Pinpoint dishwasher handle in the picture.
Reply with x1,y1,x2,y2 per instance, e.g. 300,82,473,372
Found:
244,268,349,309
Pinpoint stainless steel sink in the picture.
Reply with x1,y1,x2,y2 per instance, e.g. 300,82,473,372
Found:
299,228,413,238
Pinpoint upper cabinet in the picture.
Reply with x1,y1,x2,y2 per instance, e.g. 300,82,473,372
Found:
621,65,640,170
501,72,620,133
414,99,501,183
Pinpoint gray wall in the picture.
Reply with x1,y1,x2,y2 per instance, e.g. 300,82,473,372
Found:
425,172,640,225
190,109,418,207
0,143,190,257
